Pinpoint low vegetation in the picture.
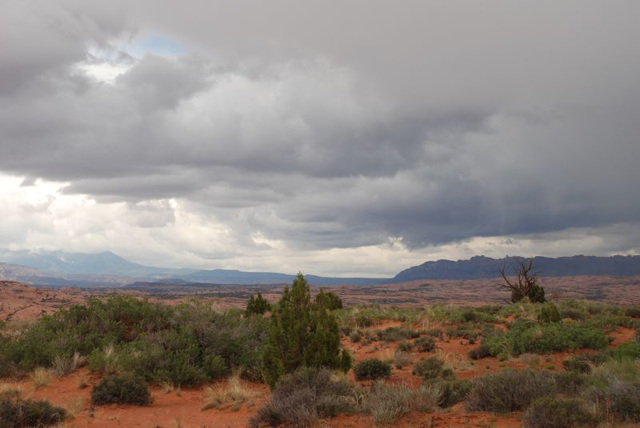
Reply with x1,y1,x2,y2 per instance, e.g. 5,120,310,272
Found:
91,372,152,406
354,358,391,380
522,397,597,428
366,383,437,424
0,295,268,386
202,371,259,411
0,389,67,427
2,277,640,427
250,367,359,428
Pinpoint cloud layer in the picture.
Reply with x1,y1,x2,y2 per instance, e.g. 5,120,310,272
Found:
1,0,639,275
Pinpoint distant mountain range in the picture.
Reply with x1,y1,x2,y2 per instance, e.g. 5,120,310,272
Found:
0,249,382,287
393,255,640,281
1,249,640,288
0,249,193,277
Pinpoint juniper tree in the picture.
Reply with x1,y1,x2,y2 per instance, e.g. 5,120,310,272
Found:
262,273,351,387
245,292,270,316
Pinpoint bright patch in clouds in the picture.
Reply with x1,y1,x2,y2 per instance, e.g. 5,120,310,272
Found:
77,34,185,83
124,34,186,58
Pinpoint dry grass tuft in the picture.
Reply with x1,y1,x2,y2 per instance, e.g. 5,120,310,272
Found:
53,352,87,377
30,367,54,389
202,371,259,411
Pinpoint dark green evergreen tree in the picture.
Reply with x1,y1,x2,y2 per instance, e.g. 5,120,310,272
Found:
262,273,351,387
315,290,343,310
245,292,270,316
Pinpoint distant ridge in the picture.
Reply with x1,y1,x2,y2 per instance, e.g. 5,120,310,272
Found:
179,269,383,286
0,249,194,277
0,250,383,287
393,255,640,282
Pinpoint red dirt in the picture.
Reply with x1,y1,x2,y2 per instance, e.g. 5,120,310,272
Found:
2,369,269,428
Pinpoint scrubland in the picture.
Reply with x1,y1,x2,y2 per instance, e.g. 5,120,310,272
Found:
1,284,640,427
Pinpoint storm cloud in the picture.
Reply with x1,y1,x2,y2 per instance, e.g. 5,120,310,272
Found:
1,0,639,275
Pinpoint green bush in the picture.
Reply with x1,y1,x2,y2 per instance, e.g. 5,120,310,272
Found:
522,397,596,428
590,380,640,422
424,329,444,340
613,341,640,360
466,369,556,413
436,379,472,408
356,314,373,328
0,390,67,427
0,296,268,385
376,327,419,342
468,344,492,360
250,367,359,428
412,357,447,380
479,322,609,357
354,359,391,380
414,336,436,353
91,372,152,406
538,303,561,323
552,371,589,394
562,353,608,374
315,290,343,311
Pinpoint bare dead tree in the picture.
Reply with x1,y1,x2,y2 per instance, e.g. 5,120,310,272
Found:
498,257,546,303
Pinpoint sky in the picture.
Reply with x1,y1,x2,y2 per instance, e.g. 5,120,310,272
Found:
1,0,639,277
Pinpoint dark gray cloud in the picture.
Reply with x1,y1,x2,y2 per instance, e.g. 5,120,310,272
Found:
1,0,639,268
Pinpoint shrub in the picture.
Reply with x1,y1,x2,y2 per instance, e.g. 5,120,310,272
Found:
202,371,259,411
563,352,610,374
613,341,640,360
479,322,609,358
424,329,444,340
393,350,411,369
397,341,413,352
538,303,561,323
354,359,391,380
0,390,67,427
590,380,640,422
624,307,640,318
436,379,472,408
29,367,54,389
522,397,596,428
245,293,270,316
466,369,556,413
0,296,268,385
250,367,359,428
468,344,492,360
356,314,373,328
91,373,151,406
366,383,438,424
414,336,436,353
552,371,589,394
350,330,362,343
315,290,343,311
376,327,419,342
412,357,446,380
